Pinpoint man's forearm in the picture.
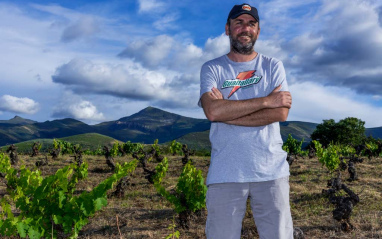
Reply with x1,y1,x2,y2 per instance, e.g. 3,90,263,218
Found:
224,107,289,127
201,86,291,122
202,92,268,122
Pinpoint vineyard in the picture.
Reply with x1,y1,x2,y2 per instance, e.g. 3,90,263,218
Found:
0,138,381,238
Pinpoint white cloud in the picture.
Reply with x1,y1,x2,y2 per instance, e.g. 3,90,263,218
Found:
51,57,203,109
256,39,287,62
153,13,179,31
288,82,382,127
138,0,165,13
203,34,230,60
52,58,171,100
52,32,235,109
118,34,228,71
52,93,104,121
265,0,382,98
31,3,82,20
0,95,39,114
169,43,204,73
118,35,174,67
61,16,99,42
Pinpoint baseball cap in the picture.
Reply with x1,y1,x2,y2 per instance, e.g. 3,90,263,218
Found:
227,3,259,22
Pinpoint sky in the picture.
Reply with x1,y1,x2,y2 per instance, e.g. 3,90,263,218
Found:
1,0,382,128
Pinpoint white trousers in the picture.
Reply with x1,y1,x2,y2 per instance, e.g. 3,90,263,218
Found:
205,177,293,239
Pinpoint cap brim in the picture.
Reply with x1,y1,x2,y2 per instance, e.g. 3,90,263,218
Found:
229,12,259,22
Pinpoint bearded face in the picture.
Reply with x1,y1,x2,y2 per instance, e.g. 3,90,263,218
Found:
228,28,257,55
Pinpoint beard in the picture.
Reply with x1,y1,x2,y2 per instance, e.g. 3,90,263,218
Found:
229,31,256,55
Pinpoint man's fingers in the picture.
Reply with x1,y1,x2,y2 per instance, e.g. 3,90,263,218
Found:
267,89,292,109
211,87,223,99
272,85,282,92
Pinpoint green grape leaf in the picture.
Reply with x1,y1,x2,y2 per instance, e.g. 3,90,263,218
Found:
27,227,42,239
94,197,107,211
16,221,28,238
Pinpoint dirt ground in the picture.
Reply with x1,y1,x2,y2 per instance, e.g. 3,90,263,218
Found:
1,154,381,238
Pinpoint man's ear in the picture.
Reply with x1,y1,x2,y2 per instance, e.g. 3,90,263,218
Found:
225,23,229,36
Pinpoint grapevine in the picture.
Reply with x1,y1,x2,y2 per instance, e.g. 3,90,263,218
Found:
170,140,183,156
313,140,341,172
0,152,137,239
122,141,143,155
155,161,207,228
103,146,116,170
283,134,307,165
6,145,18,165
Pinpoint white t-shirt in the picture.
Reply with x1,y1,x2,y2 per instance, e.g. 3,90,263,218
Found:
199,53,290,185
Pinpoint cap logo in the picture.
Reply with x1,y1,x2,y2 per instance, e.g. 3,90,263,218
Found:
242,5,251,11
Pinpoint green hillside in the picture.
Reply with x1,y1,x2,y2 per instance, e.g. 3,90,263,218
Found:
60,133,121,150
280,121,318,147
0,133,120,154
0,116,37,125
176,121,319,150
366,127,382,139
0,118,95,146
93,106,211,143
1,107,382,151
176,130,211,150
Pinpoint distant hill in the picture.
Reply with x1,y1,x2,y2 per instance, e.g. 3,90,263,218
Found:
93,106,211,144
280,121,318,148
0,133,119,153
59,133,121,150
0,118,94,146
0,116,37,125
0,106,381,149
177,121,318,150
365,127,382,140
176,130,211,150
0,107,211,146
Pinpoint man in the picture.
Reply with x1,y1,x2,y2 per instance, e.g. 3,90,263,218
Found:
198,3,293,239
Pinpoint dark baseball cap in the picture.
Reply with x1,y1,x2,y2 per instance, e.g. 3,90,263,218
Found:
227,3,259,22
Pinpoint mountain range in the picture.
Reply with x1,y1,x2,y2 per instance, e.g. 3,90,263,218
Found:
0,106,381,149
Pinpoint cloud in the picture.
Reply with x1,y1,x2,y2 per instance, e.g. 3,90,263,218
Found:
52,94,104,121
30,4,104,43
51,57,202,108
61,16,99,42
138,0,166,13
52,58,175,100
153,13,180,31
289,82,382,127
31,3,82,20
378,6,382,27
203,34,230,61
281,0,382,95
51,33,233,109
0,95,39,114
118,35,174,67
118,34,229,71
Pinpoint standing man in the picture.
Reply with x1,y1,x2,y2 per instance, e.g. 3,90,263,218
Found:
199,3,293,239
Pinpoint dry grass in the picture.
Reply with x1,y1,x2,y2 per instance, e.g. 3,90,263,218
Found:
1,154,381,238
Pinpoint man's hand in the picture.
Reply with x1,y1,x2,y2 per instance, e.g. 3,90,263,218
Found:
266,85,292,109
211,85,292,109
219,85,291,126
201,85,292,122
211,87,223,100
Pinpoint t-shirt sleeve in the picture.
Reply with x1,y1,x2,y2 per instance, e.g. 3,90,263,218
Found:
271,60,289,92
198,63,218,108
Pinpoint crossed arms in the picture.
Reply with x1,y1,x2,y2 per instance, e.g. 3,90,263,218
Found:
200,85,292,127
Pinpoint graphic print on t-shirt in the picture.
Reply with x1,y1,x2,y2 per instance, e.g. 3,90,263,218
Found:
221,70,263,98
